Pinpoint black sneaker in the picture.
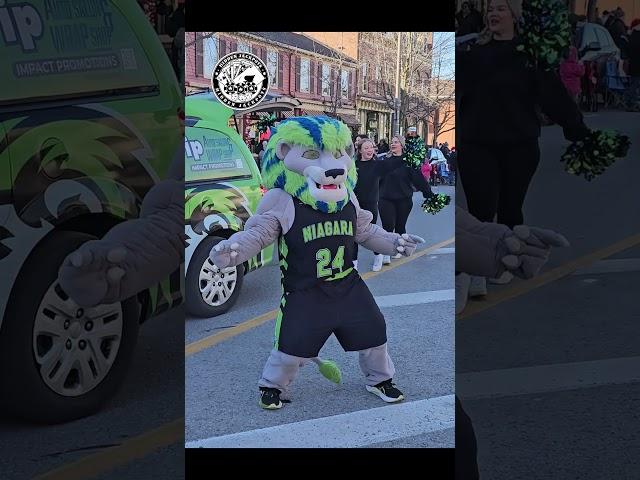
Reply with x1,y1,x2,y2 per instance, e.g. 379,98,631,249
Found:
259,387,283,409
366,379,405,403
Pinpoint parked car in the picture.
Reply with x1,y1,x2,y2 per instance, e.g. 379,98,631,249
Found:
575,22,621,73
0,1,183,423
184,92,275,318
429,148,448,164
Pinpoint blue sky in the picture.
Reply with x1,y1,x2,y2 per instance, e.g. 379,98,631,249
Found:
433,31,455,79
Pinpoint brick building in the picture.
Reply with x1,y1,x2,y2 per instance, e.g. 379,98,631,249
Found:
429,79,456,147
185,32,360,144
357,32,434,143
301,32,359,63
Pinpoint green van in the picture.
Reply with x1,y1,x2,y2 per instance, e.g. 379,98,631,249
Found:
0,1,182,423
185,92,274,317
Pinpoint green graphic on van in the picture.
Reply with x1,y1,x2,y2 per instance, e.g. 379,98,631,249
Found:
1,105,155,228
185,184,249,234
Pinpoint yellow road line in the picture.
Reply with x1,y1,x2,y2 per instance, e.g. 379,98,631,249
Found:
36,237,455,479
33,418,184,480
457,232,640,320
186,236,455,357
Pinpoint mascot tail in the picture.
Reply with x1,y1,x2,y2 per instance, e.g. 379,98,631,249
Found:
311,357,342,384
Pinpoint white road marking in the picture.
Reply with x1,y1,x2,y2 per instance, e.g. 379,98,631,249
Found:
185,394,454,448
572,258,640,275
457,356,640,399
374,289,455,308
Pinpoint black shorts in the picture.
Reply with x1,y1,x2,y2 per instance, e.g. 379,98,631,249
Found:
275,275,387,358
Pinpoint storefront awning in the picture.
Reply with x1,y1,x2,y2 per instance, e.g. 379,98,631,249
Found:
235,96,301,115
299,108,325,116
298,109,360,127
336,114,361,127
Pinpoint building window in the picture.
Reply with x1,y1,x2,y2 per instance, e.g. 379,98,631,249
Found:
267,49,278,87
376,65,381,81
203,34,218,79
237,41,250,53
322,63,330,96
341,70,349,99
362,63,368,92
300,57,310,93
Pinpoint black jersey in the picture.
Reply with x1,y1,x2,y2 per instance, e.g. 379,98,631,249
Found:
279,198,357,293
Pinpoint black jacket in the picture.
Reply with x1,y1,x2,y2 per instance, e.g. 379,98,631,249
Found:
607,17,629,57
456,9,483,37
457,38,589,145
629,30,640,77
379,155,433,201
354,155,404,206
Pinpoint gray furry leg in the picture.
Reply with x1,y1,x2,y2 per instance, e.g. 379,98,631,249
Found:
358,343,396,386
258,349,309,398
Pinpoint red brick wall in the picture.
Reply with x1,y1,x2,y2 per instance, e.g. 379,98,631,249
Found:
185,32,198,87
184,33,356,107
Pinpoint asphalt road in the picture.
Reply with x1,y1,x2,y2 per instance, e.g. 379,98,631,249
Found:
0,307,185,480
186,188,456,448
456,110,640,478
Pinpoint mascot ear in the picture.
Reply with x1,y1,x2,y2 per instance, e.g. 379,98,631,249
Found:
345,142,355,158
276,141,291,160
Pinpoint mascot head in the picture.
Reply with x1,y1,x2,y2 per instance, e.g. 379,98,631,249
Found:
261,116,357,213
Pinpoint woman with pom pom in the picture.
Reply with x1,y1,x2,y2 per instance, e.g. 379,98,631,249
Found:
457,0,593,292
352,138,405,271
378,131,434,266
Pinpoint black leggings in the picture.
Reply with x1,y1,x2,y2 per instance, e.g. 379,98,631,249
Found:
378,197,413,236
354,201,379,260
455,396,480,479
458,141,540,229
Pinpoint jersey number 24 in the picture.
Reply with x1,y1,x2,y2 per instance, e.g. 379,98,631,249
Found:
316,246,345,278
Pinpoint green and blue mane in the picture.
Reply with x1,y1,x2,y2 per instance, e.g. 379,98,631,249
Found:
261,116,357,213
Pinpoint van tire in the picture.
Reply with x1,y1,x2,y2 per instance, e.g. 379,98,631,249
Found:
185,236,244,318
0,231,140,424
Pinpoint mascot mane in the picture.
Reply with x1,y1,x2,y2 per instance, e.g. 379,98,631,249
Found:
261,116,357,213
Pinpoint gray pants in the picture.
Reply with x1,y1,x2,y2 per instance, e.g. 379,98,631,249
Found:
258,343,396,397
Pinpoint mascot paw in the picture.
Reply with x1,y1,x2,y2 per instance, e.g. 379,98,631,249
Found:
396,233,425,257
210,241,240,269
59,242,129,307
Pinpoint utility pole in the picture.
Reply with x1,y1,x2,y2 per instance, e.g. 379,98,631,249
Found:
393,32,401,136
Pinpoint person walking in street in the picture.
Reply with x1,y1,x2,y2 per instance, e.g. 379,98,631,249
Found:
441,142,451,158
378,135,434,265
377,138,390,154
456,1,484,37
257,139,268,170
457,0,590,294
607,8,629,58
353,139,405,271
354,134,369,155
448,147,458,186
560,46,585,105
625,18,640,111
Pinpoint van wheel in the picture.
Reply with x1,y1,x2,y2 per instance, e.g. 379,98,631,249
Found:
0,231,139,424
185,236,244,318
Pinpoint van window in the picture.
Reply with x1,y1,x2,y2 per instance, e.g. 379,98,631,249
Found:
1,1,158,106
581,25,598,48
594,27,610,47
185,127,252,182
